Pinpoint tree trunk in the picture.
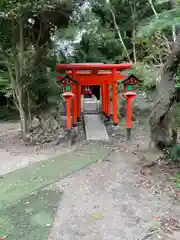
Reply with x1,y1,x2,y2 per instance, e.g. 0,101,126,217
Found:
19,107,28,139
149,31,180,149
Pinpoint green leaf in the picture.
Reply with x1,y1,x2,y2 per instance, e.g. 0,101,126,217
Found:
155,0,169,5
137,8,180,37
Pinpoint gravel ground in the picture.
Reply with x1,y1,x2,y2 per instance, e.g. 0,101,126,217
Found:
48,121,180,240
48,148,180,240
0,120,180,240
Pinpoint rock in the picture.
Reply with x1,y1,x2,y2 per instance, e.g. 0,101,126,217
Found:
140,148,165,166
50,118,59,131
31,117,40,129
133,92,154,116
58,130,66,140
54,130,66,146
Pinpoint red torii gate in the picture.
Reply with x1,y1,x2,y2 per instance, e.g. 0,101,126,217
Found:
56,63,132,128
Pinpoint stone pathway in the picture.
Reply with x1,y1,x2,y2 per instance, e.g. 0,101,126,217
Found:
82,95,109,141
84,114,109,141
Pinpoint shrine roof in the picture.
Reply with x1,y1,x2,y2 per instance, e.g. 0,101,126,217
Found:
122,74,139,84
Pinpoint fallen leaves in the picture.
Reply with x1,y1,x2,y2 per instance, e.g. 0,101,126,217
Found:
160,216,180,233
140,216,180,240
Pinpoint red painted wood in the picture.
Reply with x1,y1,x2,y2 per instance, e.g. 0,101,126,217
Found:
126,98,133,129
57,63,133,129
58,74,127,85
56,63,132,71
125,92,136,129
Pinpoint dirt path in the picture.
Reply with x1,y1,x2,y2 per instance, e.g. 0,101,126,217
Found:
49,148,180,240
0,120,180,239
48,121,180,240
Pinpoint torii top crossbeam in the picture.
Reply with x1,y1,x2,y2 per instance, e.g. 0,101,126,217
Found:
56,63,132,71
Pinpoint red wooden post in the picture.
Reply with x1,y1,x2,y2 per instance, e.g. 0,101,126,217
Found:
104,84,108,116
101,84,105,114
72,69,77,127
77,84,81,122
106,83,110,119
127,97,133,128
62,92,74,130
66,98,71,129
123,91,136,140
112,68,118,125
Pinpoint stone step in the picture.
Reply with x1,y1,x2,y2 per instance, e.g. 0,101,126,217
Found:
81,95,99,113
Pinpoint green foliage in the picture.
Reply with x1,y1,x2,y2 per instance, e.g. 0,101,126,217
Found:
169,144,180,163
166,104,180,163
137,8,180,37
0,0,77,126
0,104,19,120
168,66,180,129
73,27,123,63
72,0,171,71
168,103,180,129
21,50,63,115
0,70,18,120
172,172,180,188
122,62,158,90
0,70,10,92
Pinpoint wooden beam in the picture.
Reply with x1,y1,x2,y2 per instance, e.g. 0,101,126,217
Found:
56,63,132,71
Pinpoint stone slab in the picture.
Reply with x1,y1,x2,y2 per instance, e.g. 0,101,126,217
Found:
83,114,109,141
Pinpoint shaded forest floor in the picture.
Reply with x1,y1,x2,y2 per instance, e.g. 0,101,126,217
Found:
0,118,180,239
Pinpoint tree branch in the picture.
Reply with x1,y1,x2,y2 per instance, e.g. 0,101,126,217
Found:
105,0,131,62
